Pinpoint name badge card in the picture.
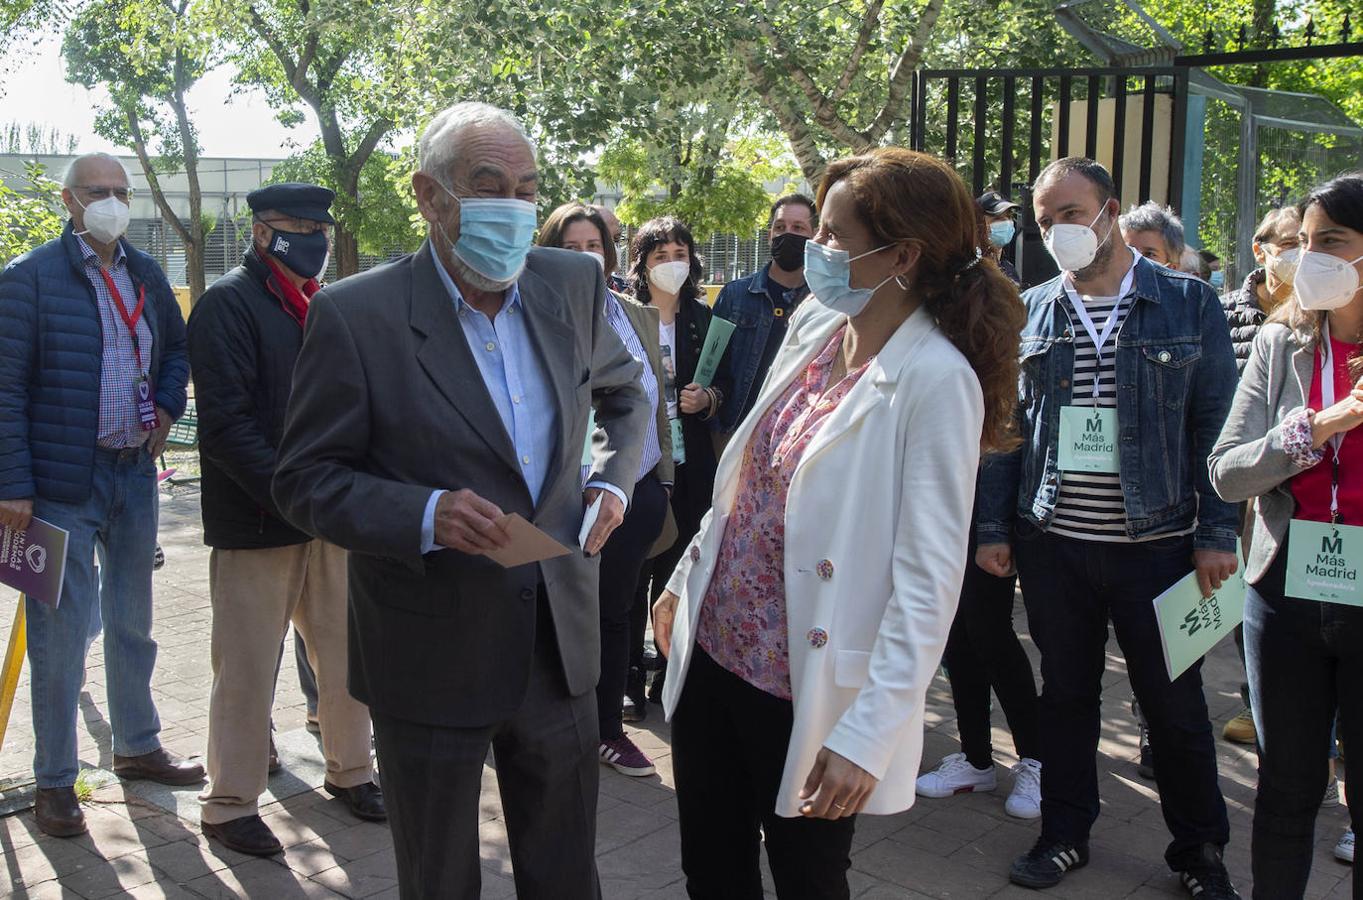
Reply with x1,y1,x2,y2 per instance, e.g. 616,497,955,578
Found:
1057,406,1118,473
1285,520,1363,607
670,417,686,465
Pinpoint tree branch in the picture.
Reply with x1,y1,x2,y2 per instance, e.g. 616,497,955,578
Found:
829,0,884,104
738,43,827,183
245,3,320,107
751,11,871,150
124,106,191,244
340,115,393,192
865,0,944,143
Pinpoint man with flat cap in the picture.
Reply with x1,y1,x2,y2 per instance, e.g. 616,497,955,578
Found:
189,182,383,855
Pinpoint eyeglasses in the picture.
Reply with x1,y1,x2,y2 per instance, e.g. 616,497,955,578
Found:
75,185,134,202
259,217,331,236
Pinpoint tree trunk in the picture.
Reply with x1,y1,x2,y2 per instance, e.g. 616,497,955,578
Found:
333,224,360,279
184,236,206,301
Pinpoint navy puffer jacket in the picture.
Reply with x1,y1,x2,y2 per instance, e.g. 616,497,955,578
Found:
0,223,189,502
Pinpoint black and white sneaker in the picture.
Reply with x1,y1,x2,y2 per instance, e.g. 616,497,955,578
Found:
1009,837,1090,888
1177,844,1241,899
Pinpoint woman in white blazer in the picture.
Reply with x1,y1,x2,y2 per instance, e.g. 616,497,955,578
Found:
652,149,1026,899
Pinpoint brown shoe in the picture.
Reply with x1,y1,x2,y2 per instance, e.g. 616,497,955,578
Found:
202,815,283,856
113,748,205,786
324,780,386,822
268,738,281,775
34,787,87,837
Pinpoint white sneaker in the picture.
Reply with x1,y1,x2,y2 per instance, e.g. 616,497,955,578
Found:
1322,777,1340,807
1005,758,1043,819
915,752,996,798
1336,829,1354,864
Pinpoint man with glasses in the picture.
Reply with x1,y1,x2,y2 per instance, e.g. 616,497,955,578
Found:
0,152,199,837
188,183,383,856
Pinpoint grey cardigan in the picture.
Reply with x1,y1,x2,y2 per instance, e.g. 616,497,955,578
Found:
1208,321,1324,584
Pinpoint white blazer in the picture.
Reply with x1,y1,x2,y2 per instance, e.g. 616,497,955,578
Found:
663,298,984,817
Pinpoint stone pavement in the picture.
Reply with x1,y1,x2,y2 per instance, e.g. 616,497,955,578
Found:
0,484,1354,898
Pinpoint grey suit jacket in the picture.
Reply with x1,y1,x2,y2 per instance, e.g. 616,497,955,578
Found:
273,241,649,727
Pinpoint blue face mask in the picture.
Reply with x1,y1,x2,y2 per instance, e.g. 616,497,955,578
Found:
988,220,1016,248
435,186,538,285
803,239,896,318
1209,270,1225,290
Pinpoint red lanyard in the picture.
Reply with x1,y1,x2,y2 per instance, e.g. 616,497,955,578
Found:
97,267,147,368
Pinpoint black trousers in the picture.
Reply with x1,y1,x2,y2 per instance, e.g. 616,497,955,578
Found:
1013,527,1229,870
596,473,667,739
672,646,855,900
371,596,602,900
1245,543,1361,899
941,536,1039,768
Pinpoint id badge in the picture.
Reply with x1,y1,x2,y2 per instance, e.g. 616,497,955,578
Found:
1284,520,1363,607
135,376,159,431
1056,406,1118,473
670,417,686,465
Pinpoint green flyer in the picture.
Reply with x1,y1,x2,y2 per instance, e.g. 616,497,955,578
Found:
1152,552,1246,681
693,317,737,387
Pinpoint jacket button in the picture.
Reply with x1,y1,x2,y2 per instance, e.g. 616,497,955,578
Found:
1059,378,1070,389
817,559,834,581
690,545,701,564
520,588,535,601
1158,350,1172,362
807,628,828,648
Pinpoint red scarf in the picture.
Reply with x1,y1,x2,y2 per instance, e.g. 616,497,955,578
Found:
261,254,320,327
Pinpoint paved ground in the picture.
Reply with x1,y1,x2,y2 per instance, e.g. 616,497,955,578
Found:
0,483,1354,898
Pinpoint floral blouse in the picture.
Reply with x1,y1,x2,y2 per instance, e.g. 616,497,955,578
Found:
695,326,871,699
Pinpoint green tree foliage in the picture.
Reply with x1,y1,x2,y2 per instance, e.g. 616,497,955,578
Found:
0,161,63,264
64,0,217,300
2,122,80,154
268,141,423,255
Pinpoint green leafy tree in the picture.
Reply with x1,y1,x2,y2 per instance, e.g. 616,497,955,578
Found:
0,161,63,264
64,0,217,301
268,141,423,256
1,122,80,154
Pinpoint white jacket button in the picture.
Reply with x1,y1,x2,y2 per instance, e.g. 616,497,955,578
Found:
690,545,701,563
817,559,834,580
807,628,828,648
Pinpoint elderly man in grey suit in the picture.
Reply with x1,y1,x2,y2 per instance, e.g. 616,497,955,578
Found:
272,102,649,899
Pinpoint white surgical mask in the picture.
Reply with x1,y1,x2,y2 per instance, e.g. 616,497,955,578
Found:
75,194,131,244
1293,250,1363,310
1043,206,1112,273
648,260,690,295
1264,246,1301,284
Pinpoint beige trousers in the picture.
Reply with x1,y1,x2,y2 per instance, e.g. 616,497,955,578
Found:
199,540,373,823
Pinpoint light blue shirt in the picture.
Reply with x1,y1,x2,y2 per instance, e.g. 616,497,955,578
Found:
420,252,625,553
581,291,662,486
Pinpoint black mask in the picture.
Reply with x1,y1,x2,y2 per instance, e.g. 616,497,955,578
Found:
266,227,329,280
770,232,809,272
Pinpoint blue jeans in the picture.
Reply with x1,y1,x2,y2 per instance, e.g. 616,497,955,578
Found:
27,447,162,788
1244,544,1361,899
1013,526,1230,869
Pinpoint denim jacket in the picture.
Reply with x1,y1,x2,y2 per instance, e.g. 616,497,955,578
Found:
977,255,1239,552
711,262,809,433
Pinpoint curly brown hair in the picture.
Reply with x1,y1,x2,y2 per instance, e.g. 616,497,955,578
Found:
817,148,1025,452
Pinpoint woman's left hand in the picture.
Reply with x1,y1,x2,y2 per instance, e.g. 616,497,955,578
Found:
679,383,710,415
798,748,879,819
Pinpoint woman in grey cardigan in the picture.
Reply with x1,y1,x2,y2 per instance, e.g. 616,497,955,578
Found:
1208,173,1363,899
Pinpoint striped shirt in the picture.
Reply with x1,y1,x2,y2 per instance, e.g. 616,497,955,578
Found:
78,236,154,449
1049,289,1133,542
580,291,662,486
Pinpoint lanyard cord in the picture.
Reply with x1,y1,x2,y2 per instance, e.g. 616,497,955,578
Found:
1320,319,1344,524
96,267,147,370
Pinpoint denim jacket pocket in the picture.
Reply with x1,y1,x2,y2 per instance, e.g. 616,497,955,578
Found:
1138,341,1201,504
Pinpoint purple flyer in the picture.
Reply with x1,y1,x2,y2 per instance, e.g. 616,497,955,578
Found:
0,516,69,608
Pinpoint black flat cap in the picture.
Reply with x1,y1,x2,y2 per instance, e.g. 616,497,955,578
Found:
247,182,336,224
977,190,1020,216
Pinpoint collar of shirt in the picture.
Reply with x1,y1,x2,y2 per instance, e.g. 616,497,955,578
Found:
76,232,128,272
431,243,522,317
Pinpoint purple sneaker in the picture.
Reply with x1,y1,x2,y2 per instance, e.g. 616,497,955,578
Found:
599,735,656,777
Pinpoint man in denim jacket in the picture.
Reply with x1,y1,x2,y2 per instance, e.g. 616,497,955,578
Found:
977,158,1242,899
710,194,815,436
